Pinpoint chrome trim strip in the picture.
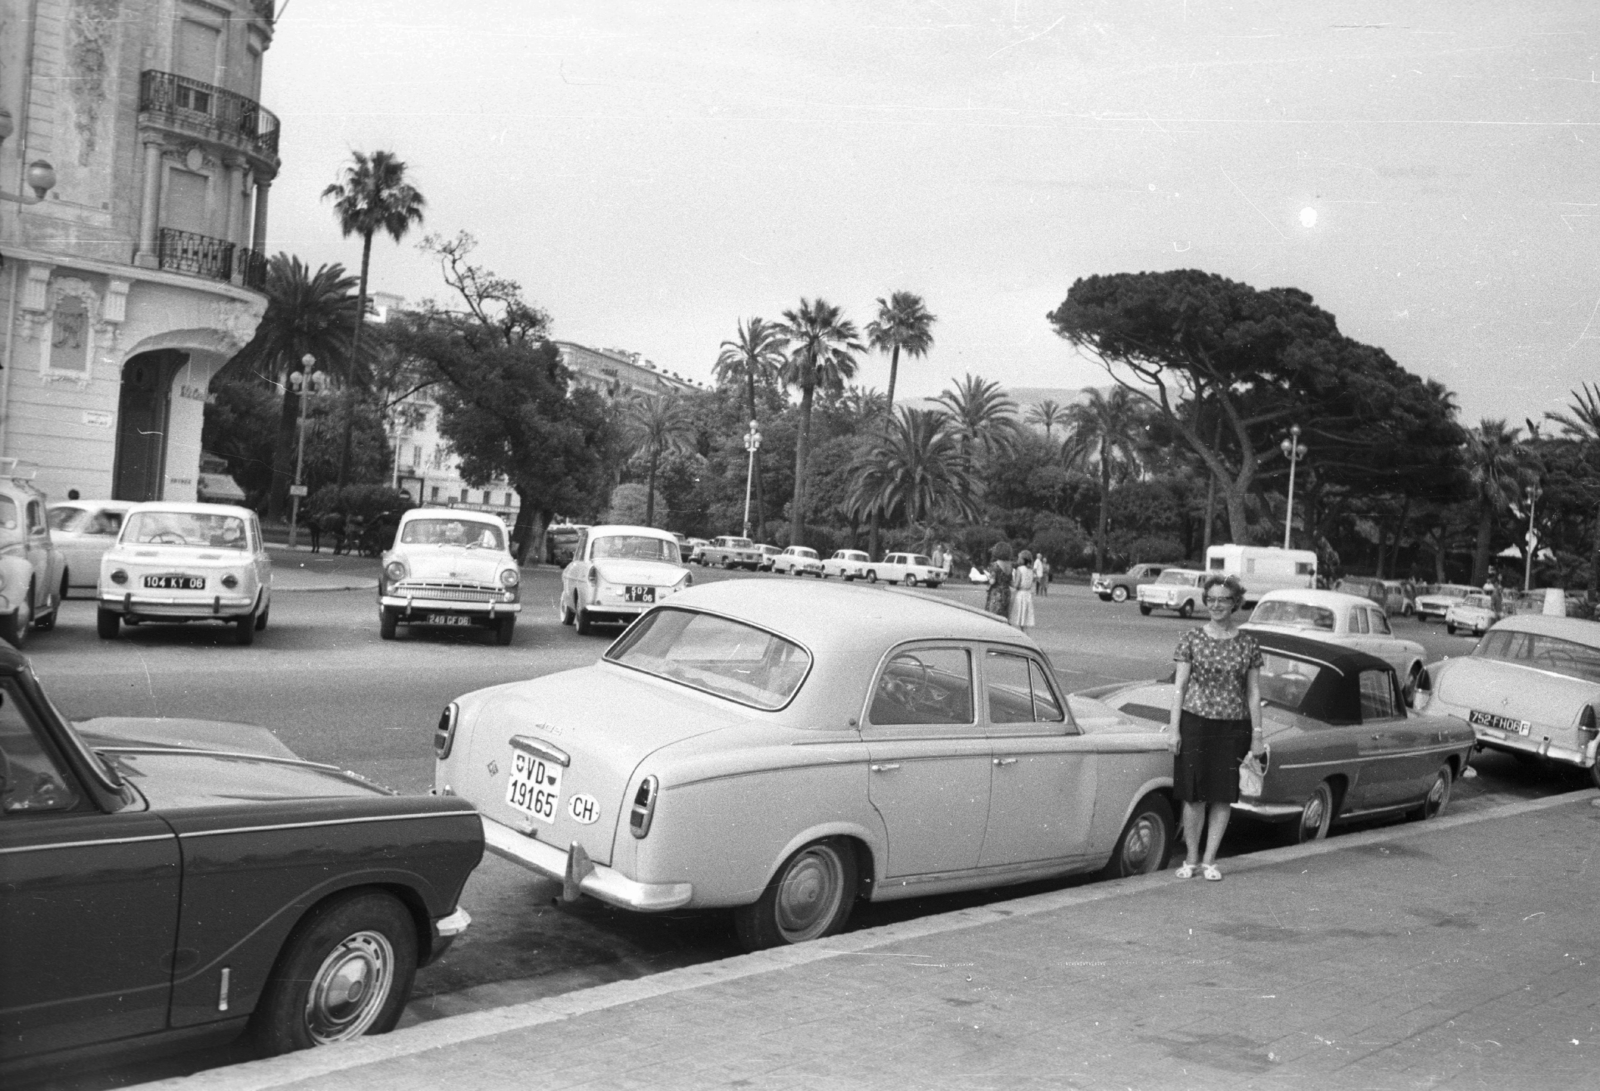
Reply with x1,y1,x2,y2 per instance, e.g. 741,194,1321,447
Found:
1276,743,1468,771
0,832,173,856
509,735,571,767
178,811,476,839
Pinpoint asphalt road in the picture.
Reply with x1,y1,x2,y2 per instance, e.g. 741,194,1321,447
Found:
20,558,1584,1089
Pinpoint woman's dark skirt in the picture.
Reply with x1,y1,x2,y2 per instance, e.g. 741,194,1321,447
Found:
1174,709,1252,804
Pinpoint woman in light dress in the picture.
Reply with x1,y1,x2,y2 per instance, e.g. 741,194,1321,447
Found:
1010,549,1037,629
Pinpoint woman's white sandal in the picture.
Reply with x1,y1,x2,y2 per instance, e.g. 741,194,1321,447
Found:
1175,862,1198,879
1202,864,1223,881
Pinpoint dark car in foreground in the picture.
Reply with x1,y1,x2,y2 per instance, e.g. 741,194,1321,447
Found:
0,646,483,1081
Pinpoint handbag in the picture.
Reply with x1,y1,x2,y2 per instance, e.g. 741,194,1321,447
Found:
1238,751,1266,797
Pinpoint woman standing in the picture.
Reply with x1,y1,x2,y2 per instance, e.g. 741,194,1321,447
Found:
984,542,1014,619
1168,574,1264,881
1010,550,1037,629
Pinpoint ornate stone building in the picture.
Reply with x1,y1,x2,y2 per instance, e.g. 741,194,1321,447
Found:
0,0,277,502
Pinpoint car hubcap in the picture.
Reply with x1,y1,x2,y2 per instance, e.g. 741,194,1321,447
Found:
1122,814,1162,872
304,930,394,1044
1427,774,1448,815
1301,792,1327,839
774,846,845,942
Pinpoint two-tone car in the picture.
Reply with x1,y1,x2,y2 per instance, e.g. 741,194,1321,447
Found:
433,580,1177,950
1136,568,1206,617
770,545,824,577
0,643,482,1079
1243,589,1427,704
379,508,521,644
1417,615,1600,788
97,503,271,645
1414,583,1476,622
697,536,764,570
1091,630,1475,844
1091,563,1166,604
560,524,692,635
866,552,946,587
0,471,67,648
1445,592,1501,636
47,499,133,597
821,549,871,581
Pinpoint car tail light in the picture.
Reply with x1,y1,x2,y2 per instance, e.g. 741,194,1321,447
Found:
587,567,598,586
1580,705,1598,736
110,569,127,585
629,775,659,838
434,702,460,760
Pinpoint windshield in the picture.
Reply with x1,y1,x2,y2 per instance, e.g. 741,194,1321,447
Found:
123,511,248,550
1258,652,1324,713
0,496,21,545
720,538,754,549
1250,600,1336,631
591,535,679,562
1473,629,1600,684
607,608,811,710
401,518,505,549
1460,594,1493,609
838,551,867,561
1156,571,1193,585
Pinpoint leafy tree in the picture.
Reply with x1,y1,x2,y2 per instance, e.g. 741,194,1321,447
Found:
1547,382,1600,598
864,292,936,558
322,150,427,484
934,374,1021,458
603,483,669,527
1062,386,1149,571
778,298,863,546
1026,398,1068,438
624,393,695,526
1463,419,1530,585
714,317,787,532
846,408,979,538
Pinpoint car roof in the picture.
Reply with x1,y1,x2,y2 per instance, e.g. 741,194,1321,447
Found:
1257,589,1376,610
124,501,256,518
49,498,134,511
1248,629,1394,676
1487,614,1600,647
587,524,677,541
399,506,503,525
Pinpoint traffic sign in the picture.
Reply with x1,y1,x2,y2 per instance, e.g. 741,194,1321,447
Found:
289,484,309,497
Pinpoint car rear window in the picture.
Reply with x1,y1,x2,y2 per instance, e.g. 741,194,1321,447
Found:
607,608,811,710
1251,600,1336,631
124,511,248,550
1258,652,1323,714
591,535,678,562
1474,630,1600,684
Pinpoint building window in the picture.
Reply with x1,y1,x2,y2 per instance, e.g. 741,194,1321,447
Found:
410,444,421,468
430,486,440,501
43,297,92,374
460,488,469,503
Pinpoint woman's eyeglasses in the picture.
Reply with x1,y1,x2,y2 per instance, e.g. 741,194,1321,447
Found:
1204,596,1236,608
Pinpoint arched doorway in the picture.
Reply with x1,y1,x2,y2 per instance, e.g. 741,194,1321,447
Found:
112,349,188,501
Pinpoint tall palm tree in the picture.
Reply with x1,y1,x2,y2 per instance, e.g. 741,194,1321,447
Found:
229,254,362,520
624,394,695,526
1547,382,1600,597
322,150,427,484
778,298,863,546
846,408,979,534
1026,398,1068,439
864,292,936,558
1062,387,1147,572
933,374,1020,458
715,317,788,535
837,385,888,427
1464,418,1528,585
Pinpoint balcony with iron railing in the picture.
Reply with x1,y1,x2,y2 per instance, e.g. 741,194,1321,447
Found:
157,228,237,284
138,70,280,165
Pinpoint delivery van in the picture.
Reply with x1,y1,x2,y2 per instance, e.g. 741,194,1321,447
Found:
1204,545,1317,603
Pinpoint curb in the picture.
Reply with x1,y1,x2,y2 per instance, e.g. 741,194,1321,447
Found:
124,787,1599,1091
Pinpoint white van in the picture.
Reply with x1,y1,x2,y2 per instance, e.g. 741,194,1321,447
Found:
1205,545,1317,604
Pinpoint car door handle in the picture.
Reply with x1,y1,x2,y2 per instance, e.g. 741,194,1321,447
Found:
870,763,901,773
993,757,1018,766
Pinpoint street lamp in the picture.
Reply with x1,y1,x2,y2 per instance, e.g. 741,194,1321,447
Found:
1523,484,1542,591
741,419,762,539
287,353,325,549
1280,424,1307,550
0,108,57,205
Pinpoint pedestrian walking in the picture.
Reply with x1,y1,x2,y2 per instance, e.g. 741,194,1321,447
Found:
984,542,1014,619
1011,550,1038,628
1033,552,1048,597
1167,573,1264,882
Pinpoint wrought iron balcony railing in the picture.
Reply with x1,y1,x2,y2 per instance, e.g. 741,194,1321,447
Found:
237,247,269,291
139,70,280,160
158,228,235,284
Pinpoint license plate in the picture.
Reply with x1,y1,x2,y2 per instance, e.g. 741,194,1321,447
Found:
426,614,472,626
625,585,655,604
144,575,204,590
1469,709,1531,735
505,750,562,822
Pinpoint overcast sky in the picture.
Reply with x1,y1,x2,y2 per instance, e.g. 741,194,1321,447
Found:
262,0,1597,427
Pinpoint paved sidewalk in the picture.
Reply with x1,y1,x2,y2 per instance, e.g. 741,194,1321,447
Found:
134,792,1600,1091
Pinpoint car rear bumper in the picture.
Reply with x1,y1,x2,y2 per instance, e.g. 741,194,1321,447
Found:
1473,727,1598,769
425,906,472,962
480,815,693,911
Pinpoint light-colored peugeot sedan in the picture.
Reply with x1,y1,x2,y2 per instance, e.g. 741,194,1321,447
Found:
432,581,1177,950
1244,589,1427,704
379,508,521,644
48,499,134,597
770,545,824,577
1418,615,1600,788
820,549,870,581
560,524,692,635
866,552,946,587
97,503,271,644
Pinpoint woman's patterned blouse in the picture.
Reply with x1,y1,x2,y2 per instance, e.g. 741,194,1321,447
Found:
1174,628,1264,720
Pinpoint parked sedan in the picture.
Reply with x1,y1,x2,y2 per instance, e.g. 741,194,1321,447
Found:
48,499,133,597
433,581,1177,950
865,552,946,587
1136,568,1206,617
379,508,521,644
560,524,691,635
1445,592,1501,637
1091,630,1475,844
1418,615,1600,788
0,644,482,1079
1414,583,1477,622
698,536,763,570
755,545,782,571
821,549,871,580
1092,562,1166,603
771,545,824,577
1243,589,1427,703
97,503,271,645
1332,576,1416,617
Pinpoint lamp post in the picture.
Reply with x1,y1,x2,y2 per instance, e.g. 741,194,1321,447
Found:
1523,484,1542,591
1280,424,1307,550
0,108,57,205
287,354,324,549
741,419,762,539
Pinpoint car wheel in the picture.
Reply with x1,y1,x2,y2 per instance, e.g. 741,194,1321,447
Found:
1177,600,1194,619
249,891,417,1057
1403,663,1422,707
1101,794,1173,879
234,609,257,646
1282,781,1335,845
1409,765,1452,821
575,606,595,636
0,586,32,648
733,838,857,951
97,607,120,640
1138,604,1152,616
379,607,399,640
723,557,735,569
558,595,575,625
255,604,270,631
494,614,516,646
1446,622,1456,635
903,575,916,586
867,571,877,583
1589,762,1600,791
1111,586,1129,603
